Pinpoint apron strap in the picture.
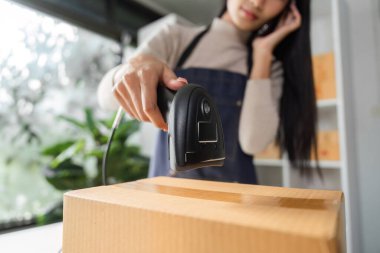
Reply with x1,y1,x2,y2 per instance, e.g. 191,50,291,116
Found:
175,25,211,69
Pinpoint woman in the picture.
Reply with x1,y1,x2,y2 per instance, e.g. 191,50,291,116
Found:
98,0,319,184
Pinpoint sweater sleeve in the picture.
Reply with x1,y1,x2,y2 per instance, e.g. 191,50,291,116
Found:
97,24,182,111
134,24,183,68
238,60,284,155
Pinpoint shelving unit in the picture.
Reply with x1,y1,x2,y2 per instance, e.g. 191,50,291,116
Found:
255,1,356,252
255,1,341,185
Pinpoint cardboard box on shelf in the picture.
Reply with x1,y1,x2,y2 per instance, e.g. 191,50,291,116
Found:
63,177,345,253
313,52,337,100
312,130,341,161
256,130,340,162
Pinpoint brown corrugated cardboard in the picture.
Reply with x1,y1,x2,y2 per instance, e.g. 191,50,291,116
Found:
313,52,337,100
257,130,340,161
312,130,341,161
63,176,345,253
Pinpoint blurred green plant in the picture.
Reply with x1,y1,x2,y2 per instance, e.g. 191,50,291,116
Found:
41,107,149,191
35,107,150,226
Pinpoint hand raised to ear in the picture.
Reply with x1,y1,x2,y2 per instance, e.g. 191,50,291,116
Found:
252,2,302,55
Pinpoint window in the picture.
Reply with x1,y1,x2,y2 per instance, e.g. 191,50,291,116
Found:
0,0,123,229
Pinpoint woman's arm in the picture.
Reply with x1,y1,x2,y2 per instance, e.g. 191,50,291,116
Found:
239,61,283,154
97,24,178,110
239,2,301,155
97,24,187,131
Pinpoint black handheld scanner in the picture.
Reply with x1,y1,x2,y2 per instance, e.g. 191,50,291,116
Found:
157,84,225,174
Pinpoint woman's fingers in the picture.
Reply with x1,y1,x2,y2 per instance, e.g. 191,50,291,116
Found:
113,81,139,120
273,3,301,37
111,55,188,131
140,79,168,131
138,66,168,130
290,2,301,18
287,3,302,29
161,65,188,90
123,72,149,122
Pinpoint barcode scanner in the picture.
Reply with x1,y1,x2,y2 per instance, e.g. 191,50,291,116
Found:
157,84,225,175
102,84,225,185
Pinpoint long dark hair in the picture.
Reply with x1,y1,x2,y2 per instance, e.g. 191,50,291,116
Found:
220,0,320,176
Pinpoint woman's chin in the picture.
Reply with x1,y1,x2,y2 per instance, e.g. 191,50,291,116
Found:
235,21,260,32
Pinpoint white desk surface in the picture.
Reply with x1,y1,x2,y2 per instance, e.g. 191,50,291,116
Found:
0,222,62,253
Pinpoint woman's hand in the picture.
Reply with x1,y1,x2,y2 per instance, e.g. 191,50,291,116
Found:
251,3,302,79
254,2,302,54
112,54,187,131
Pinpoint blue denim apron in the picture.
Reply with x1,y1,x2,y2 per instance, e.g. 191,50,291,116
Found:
148,27,257,184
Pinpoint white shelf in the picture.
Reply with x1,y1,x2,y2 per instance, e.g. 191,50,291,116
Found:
254,159,282,167
255,159,340,169
314,160,341,169
317,99,337,108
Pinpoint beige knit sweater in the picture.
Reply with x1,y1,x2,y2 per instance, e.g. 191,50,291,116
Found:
97,18,284,155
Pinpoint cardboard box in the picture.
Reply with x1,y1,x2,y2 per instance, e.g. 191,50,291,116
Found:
312,130,340,161
257,130,340,162
63,177,345,253
313,52,337,100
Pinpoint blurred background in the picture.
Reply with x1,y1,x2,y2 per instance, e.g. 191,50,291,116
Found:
0,0,379,253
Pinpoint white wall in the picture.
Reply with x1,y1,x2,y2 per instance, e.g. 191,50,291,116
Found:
342,0,380,252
